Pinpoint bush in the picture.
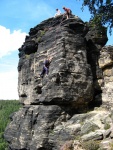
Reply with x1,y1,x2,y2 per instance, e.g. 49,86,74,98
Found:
0,142,8,150
104,123,110,130
82,140,100,150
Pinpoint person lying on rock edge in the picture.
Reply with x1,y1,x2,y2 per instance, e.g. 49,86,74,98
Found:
40,56,53,78
63,6,72,19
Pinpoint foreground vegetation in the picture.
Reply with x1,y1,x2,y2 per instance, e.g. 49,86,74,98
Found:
0,100,22,150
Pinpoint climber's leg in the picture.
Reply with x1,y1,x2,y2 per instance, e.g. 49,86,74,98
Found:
40,67,46,78
44,66,49,75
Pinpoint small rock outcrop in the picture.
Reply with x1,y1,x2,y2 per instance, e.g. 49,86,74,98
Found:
4,14,113,150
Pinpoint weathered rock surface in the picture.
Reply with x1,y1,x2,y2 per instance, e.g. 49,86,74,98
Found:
4,14,113,150
98,46,113,108
18,16,94,107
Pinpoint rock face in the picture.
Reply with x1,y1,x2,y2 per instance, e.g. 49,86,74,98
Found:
18,16,94,107
5,14,113,150
98,46,113,107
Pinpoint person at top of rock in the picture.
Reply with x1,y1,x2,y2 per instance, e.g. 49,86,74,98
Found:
40,56,53,78
54,8,62,17
62,6,72,19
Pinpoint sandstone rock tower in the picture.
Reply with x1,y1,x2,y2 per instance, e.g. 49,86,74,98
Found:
18,16,93,107
5,15,111,150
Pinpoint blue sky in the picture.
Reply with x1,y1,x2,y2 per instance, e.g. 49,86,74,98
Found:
0,0,113,100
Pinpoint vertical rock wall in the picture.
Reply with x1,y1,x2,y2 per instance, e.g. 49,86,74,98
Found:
18,16,93,108
98,46,113,108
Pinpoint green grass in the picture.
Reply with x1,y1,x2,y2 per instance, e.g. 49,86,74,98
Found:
0,100,22,150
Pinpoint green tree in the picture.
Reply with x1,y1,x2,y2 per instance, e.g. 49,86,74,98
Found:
81,0,113,34
0,100,21,150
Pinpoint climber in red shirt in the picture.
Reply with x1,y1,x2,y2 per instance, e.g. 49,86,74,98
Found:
63,7,72,19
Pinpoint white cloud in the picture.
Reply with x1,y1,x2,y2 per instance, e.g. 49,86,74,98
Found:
0,25,27,58
0,70,19,100
0,25,27,99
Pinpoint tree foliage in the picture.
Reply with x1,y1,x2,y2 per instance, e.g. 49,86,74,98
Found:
0,100,22,150
82,0,113,34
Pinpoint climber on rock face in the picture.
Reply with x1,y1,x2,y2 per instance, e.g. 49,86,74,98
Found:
40,56,52,78
63,6,72,19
